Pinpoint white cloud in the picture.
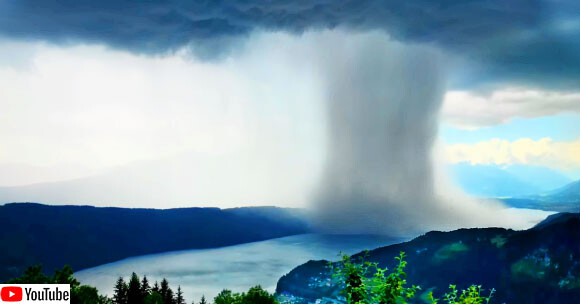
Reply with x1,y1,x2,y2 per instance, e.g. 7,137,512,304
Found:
442,88,580,129
445,137,580,172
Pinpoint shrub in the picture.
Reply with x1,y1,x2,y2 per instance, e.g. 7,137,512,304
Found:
331,252,494,304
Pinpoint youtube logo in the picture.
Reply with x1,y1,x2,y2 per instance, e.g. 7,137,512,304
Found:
0,285,69,303
1,286,23,302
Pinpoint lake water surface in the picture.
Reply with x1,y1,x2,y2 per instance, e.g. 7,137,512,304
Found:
76,234,404,301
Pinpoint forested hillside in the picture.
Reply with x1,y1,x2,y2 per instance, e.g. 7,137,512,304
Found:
0,203,309,282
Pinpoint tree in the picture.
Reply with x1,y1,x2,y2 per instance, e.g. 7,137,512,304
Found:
436,285,495,304
128,272,142,304
166,288,176,304
213,287,277,304
144,292,164,304
141,276,151,298
100,295,115,304
176,286,186,304
160,279,171,303
72,285,101,303
159,278,176,304
113,277,129,304
199,295,207,304
152,281,160,294
238,286,278,304
214,289,237,304
7,265,52,284
370,252,419,304
331,252,494,304
330,253,372,304
53,265,80,288
7,265,109,303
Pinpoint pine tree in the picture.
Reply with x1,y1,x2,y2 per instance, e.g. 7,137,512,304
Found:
53,265,80,288
113,277,128,304
141,276,151,298
166,288,175,304
127,272,142,304
160,279,169,300
176,286,186,304
152,281,160,294
160,278,175,304
199,295,207,304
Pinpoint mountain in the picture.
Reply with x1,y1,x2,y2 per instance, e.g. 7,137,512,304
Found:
543,179,580,202
532,212,580,230
449,163,572,198
276,213,580,304
0,203,310,283
446,163,579,212
0,150,317,209
503,179,580,212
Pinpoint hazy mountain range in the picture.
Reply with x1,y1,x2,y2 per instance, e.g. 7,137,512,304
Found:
449,163,573,198
503,179,580,212
0,163,576,210
447,163,580,212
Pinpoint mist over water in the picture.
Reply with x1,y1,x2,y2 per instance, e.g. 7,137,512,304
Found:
310,33,550,235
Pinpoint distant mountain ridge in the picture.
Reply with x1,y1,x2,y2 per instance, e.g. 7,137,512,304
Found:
0,163,572,209
449,163,572,198
544,179,580,201
447,163,580,212
503,179,580,212
277,212,580,304
0,203,310,283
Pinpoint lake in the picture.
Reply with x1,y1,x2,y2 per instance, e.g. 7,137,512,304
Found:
75,234,403,302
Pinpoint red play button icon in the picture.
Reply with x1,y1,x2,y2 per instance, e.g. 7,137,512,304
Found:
1,286,23,302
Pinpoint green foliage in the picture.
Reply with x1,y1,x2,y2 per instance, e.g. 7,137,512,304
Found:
7,254,494,304
7,265,53,284
238,286,278,304
53,265,81,287
510,250,555,282
331,252,494,304
214,289,236,304
433,242,469,263
438,285,495,304
490,235,507,248
72,285,101,303
330,252,372,304
144,292,164,304
330,252,418,304
370,252,420,304
212,286,278,304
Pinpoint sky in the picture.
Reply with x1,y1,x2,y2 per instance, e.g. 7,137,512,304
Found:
0,0,579,215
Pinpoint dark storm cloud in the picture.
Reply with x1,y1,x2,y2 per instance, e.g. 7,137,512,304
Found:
1,0,579,85
0,0,539,50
